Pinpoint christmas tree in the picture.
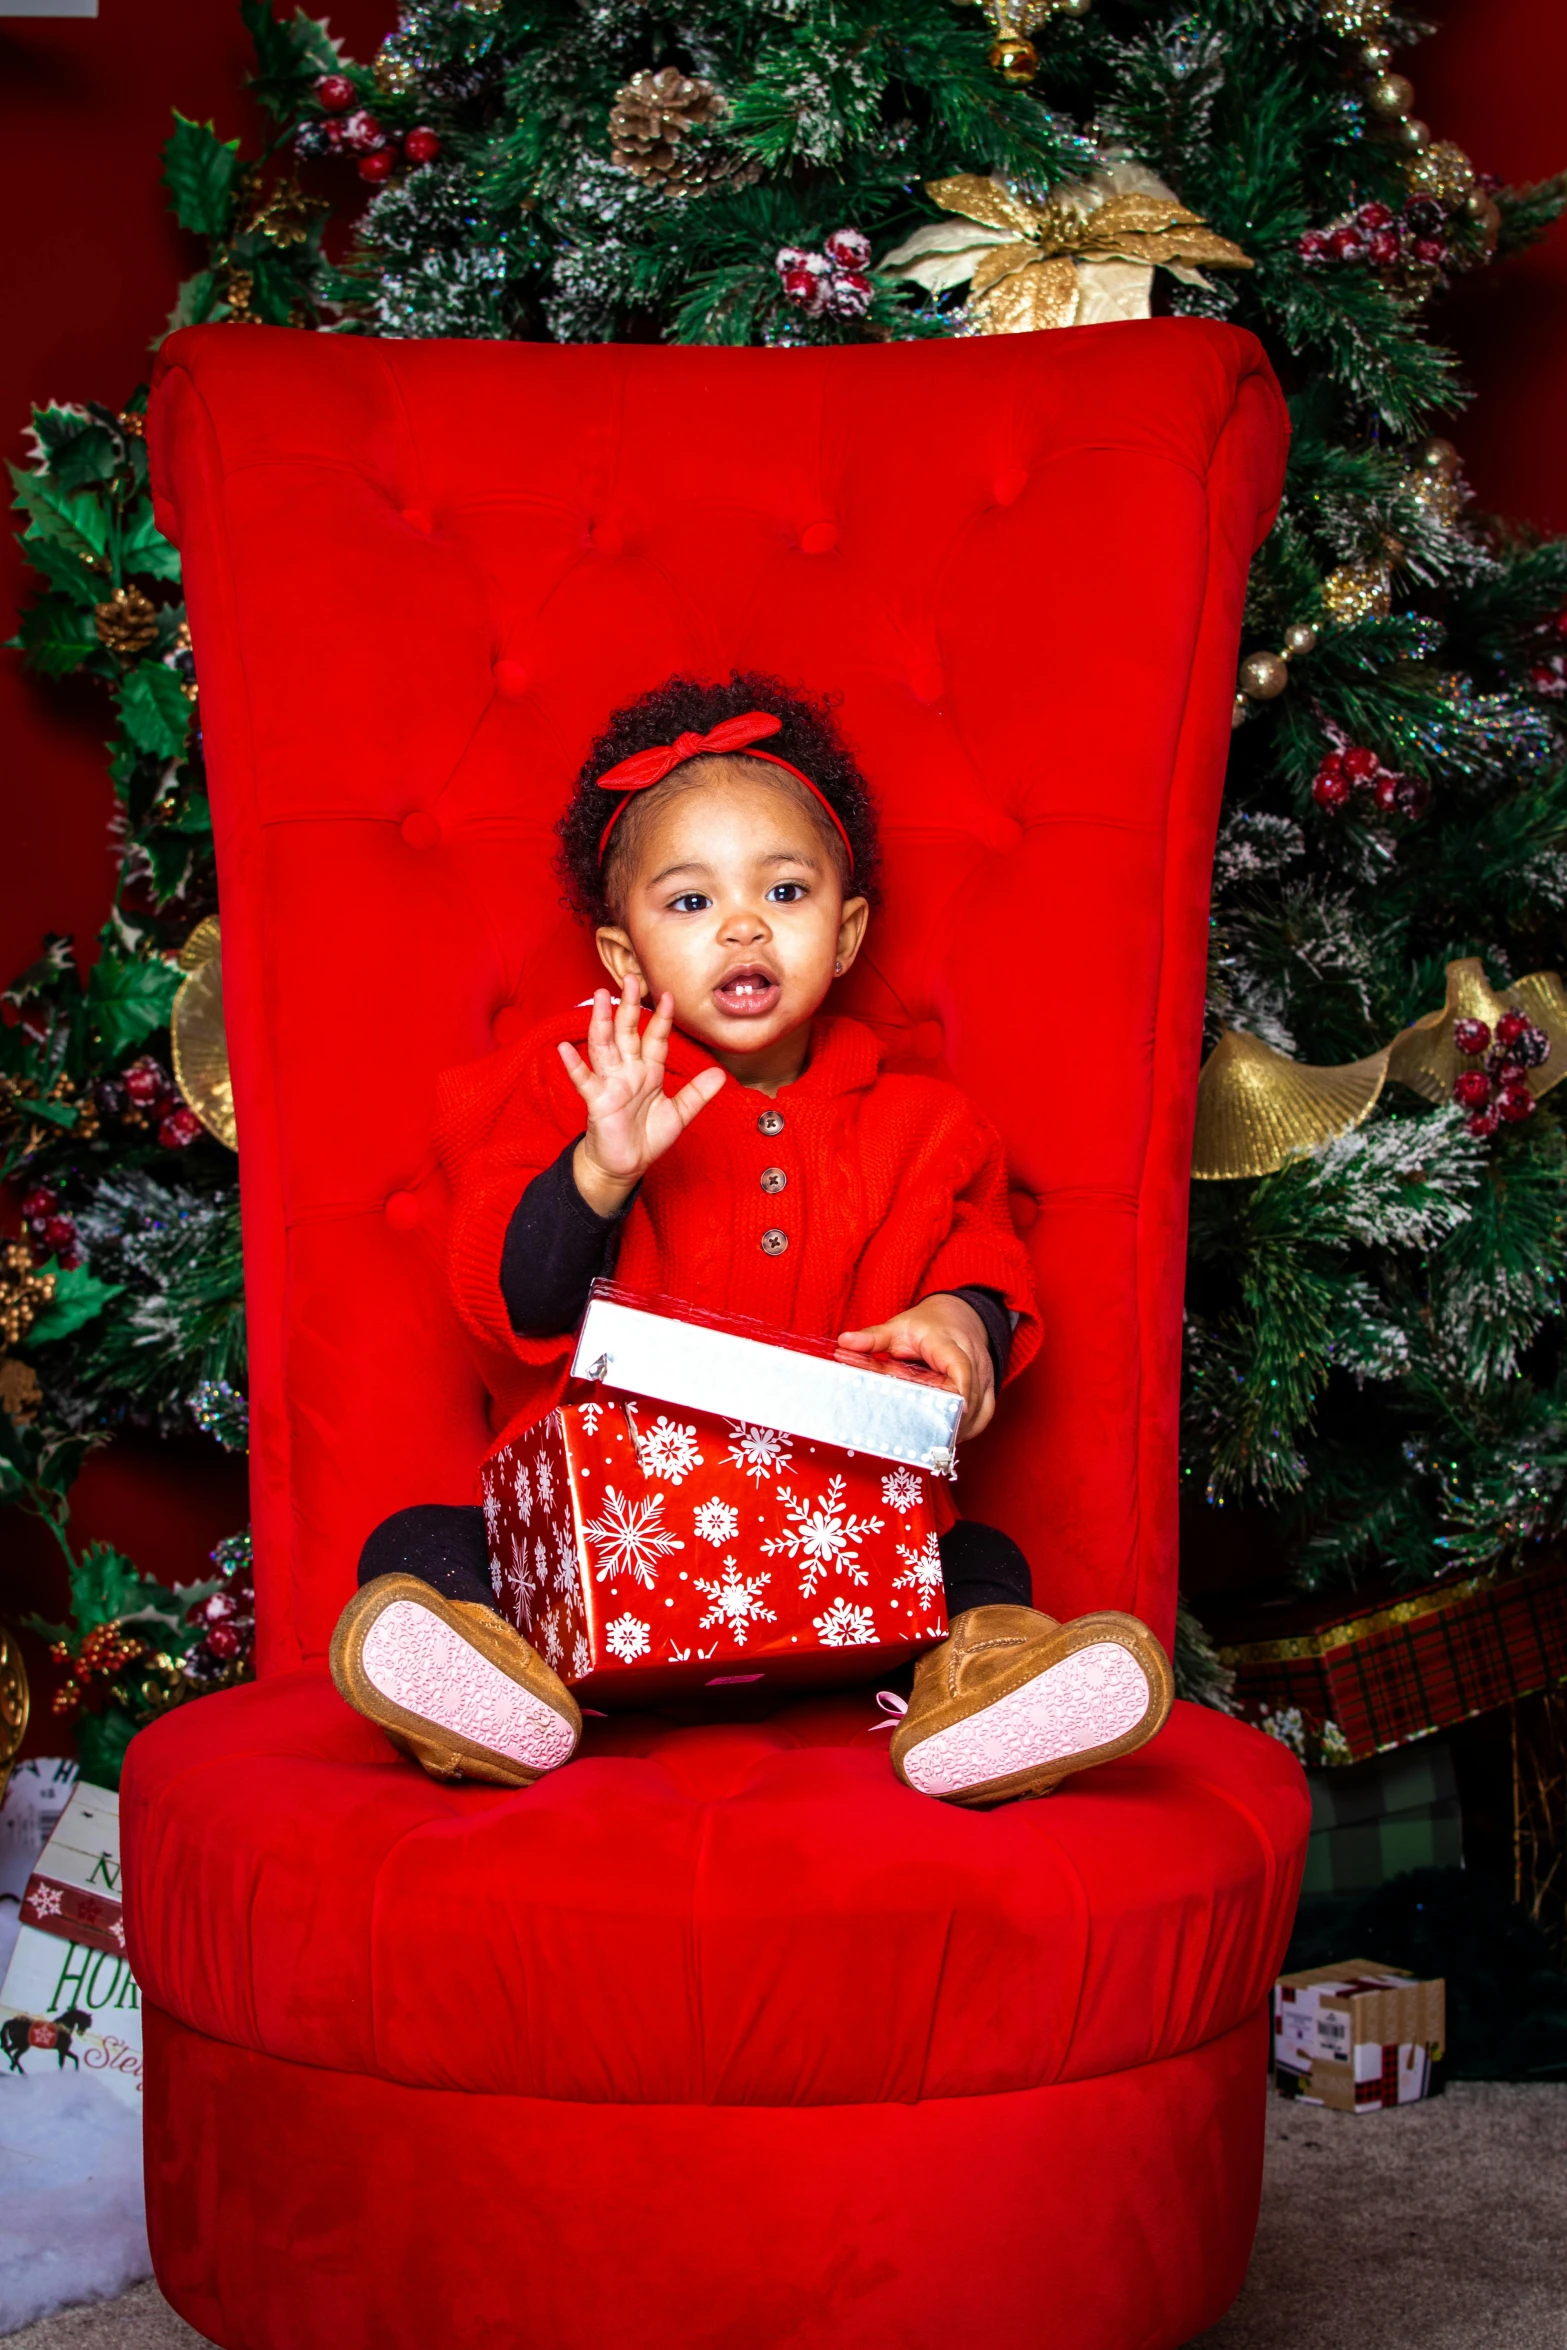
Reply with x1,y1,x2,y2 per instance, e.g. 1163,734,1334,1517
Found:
6,0,1567,1776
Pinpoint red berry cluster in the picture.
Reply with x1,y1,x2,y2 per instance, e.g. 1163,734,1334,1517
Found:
1451,1009,1551,1137
182,1579,257,1689
297,75,441,183
1298,196,1447,272
49,1622,147,1720
1527,607,1567,698
93,1056,203,1151
1311,743,1429,819
20,1182,80,1270
776,229,873,320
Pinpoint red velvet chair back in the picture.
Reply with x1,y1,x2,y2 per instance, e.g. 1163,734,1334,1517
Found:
149,323,1285,1671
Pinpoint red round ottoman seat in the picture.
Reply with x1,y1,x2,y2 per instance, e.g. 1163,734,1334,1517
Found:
126,320,1307,2348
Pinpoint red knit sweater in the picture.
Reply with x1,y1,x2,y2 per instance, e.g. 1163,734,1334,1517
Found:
435,1010,1042,1454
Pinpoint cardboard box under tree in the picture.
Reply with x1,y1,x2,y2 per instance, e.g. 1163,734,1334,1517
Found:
482,1284,962,1706
1272,1960,1446,2113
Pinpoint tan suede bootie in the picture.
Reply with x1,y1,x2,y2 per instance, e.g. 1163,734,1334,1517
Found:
889,1604,1173,1808
330,1573,581,1789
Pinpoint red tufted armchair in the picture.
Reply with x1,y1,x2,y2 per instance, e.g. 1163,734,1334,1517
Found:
126,321,1308,2350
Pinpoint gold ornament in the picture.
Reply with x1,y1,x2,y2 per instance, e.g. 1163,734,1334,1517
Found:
170,915,238,1151
0,1241,55,1351
881,164,1252,335
1193,960,1567,1180
988,33,1038,83
0,1624,27,1811
1283,621,1320,658
1396,117,1432,154
608,67,751,194
1406,139,1476,206
1322,560,1393,626
1238,650,1289,702
1466,188,1503,252
93,584,159,658
373,44,418,98
1322,0,1389,35
1407,466,1462,528
1366,72,1414,119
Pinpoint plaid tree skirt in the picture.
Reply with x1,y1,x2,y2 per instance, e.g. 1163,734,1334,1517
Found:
1217,1556,1567,1763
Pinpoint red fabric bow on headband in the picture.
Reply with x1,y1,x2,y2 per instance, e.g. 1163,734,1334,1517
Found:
594,711,854,873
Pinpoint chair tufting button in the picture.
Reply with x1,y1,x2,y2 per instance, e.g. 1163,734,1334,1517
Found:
1009,1190,1039,1232
913,1020,943,1060
799,520,837,555
400,506,434,533
385,1191,420,1232
591,519,623,556
493,659,529,697
760,1228,789,1256
757,1108,785,1136
400,811,441,850
992,468,1028,507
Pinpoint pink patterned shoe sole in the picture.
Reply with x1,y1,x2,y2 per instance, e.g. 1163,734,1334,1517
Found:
902,1641,1153,1798
361,1602,576,1772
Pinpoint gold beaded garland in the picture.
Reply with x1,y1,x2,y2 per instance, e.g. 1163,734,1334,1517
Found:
1238,650,1290,702
1366,73,1414,119
1283,621,1320,658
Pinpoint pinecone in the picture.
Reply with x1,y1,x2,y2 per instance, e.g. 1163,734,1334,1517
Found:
609,67,739,192
94,584,160,657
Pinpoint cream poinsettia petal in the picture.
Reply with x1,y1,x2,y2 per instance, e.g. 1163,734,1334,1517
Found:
1071,259,1155,326
878,217,1009,293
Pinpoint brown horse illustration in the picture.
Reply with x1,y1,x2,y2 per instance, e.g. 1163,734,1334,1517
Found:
0,2004,93,2071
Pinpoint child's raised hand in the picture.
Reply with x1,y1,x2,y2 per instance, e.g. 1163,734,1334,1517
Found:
836,1294,996,1440
559,979,726,1216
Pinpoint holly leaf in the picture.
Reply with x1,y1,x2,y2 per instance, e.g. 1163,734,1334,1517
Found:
163,113,241,238
7,531,106,605
14,593,100,678
243,0,345,116
86,948,180,1056
163,270,221,340
118,660,192,759
8,468,110,565
120,503,182,585
48,420,122,494
27,1260,125,1347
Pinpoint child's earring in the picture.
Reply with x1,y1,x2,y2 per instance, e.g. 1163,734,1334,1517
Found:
834,959,844,975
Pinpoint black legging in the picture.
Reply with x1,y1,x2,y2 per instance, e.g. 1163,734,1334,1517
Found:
360,1504,1033,1621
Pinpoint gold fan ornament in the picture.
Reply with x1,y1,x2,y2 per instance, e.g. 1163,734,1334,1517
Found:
170,915,238,1151
879,163,1253,335
1193,960,1567,1181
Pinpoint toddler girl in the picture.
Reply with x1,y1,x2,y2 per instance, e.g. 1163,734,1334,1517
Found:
332,674,1171,1806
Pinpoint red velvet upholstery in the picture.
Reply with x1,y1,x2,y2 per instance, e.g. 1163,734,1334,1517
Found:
128,321,1307,2350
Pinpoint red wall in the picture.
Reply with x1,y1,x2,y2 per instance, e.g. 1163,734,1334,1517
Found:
1,1,1562,1749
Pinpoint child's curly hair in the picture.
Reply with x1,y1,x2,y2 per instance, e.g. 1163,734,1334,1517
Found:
556,671,881,926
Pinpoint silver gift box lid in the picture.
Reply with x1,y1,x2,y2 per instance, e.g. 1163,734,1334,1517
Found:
570,1283,962,1476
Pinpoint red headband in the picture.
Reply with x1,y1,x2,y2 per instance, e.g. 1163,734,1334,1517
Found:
594,711,855,873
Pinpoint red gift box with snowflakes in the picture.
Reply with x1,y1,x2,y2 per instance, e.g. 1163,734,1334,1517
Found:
479,1288,959,1705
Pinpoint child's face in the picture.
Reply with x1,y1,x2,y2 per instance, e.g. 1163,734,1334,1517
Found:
594,759,868,1077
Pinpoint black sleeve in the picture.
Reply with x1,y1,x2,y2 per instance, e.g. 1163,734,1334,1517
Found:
934,1285,1015,1387
500,1141,637,1337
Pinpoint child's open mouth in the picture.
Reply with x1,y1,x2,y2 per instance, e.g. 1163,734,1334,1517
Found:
713,965,782,1019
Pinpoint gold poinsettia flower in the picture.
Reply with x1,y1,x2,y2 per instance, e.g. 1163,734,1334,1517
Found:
881,162,1253,334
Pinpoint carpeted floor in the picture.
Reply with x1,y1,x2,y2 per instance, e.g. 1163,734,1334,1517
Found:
4,2082,1564,2347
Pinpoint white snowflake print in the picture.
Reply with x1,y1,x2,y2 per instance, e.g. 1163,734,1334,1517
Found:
694,1559,777,1646
533,1533,549,1591
693,1497,741,1547
505,1531,532,1614
638,1415,705,1485
26,1884,64,1920
583,1486,685,1587
605,1612,652,1663
814,1596,878,1647
482,1484,502,1545
570,1630,591,1678
880,1467,926,1515
726,1422,794,1484
762,1475,884,1596
489,1551,505,1601
513,1459,534,1525
552,1527,578,1597
577,1400,604,1435
894,1531,945,1604
536,1453,555,1513
541,1611,564,1668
